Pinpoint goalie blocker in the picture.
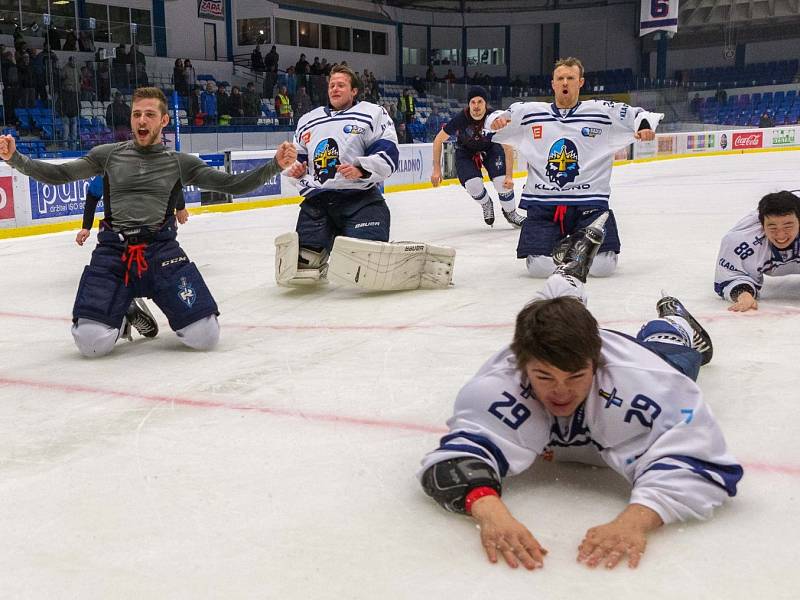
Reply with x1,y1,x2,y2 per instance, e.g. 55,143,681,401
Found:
274,233,456,291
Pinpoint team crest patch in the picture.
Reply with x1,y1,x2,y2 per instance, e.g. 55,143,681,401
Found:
546,138,580,188
343,124,366,135
313,138,340,183
178,276,196,308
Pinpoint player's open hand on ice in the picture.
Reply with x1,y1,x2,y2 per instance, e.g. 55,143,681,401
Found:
0,134,16,160
274,141,298,169
471,495,548,570
491,117,511,131
634,129,655,141
431,168,442,187
728,291,758,312
336,163,365,179
176,208,189,225
75,229,90,246
577,505,662,569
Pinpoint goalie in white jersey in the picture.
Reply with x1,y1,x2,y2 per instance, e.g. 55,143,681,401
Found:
486,57,662,278
274,65,455,291
418,215,742,571
715,190,800,312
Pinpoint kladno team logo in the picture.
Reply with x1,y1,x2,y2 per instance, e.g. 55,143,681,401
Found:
546,138,580,188
313,138,340,183
178,276,196,308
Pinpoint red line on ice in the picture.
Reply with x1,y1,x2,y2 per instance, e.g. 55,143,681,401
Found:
1,376,798,477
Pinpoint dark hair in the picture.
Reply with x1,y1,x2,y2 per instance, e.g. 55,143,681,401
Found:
553,57,585,78
330,64,360,90
758,191,800,224
132,86,168,114
510,296,601,373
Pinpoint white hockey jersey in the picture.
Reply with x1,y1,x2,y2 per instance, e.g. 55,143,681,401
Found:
486,100,663,209
715,210,800,300
289,101,399,197
418,333,742,524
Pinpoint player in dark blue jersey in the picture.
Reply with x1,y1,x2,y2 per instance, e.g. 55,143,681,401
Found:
431,86,525,228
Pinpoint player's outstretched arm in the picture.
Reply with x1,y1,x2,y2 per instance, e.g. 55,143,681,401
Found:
0,134,17,160
471,495,548,570
0,135,101,183
577,503,662,569
430,129,450,186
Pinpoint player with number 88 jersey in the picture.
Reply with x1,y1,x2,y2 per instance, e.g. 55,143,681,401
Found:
418,269,741,571
714,191,800,312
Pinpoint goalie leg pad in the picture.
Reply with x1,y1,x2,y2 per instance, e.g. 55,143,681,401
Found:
328,237,455,291
274,232,329,287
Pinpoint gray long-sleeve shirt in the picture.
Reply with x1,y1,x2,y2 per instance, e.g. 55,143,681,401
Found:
9,141,282,232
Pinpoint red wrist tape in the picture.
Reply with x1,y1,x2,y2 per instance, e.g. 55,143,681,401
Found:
465,486,499,514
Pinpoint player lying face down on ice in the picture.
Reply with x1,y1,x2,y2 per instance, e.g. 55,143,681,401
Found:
485,57,663,280
715,190,800,313
0,87,297,358
418,213,742,571
275,65,455,291
430,86,525,228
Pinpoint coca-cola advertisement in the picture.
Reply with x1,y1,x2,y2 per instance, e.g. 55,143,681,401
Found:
732,132,763,149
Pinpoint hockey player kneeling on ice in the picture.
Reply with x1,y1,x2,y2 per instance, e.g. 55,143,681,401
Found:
277,64,400,288
486,56,663,279
715,190,800,313
417,216,741,571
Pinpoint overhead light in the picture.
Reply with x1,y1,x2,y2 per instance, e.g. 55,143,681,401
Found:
53,0,71,4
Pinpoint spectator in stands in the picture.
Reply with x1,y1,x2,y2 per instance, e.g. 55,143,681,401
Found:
759,110,774,128
31,48,47,101
45,50,61,101
690,93,701,115
322,57,332,76
183,59,196,90
112,43,129,88
293,85,312,121
413,75,426,98
426,65,436,83
60,84,79,149
395,121,407,145
391,102,404,125
18,52,35,109
106,91,131,141
2,51,18,126
201,82,217,126
216,83,230,119
47,26,61,51
295,53,310,91
400,89,416,136
251,44,264,72
426,106,445,137
286,66,297,97
309,56,324,103
275,85,292,126
78,30,95,53
96,55,110,101
61,55,78,97
189,86,204,125
63,30,78,52
79,65,95,102
445,69,456,84
714,86,727,105
242,81,260,125
173,59,187,96
264,45,279,98
228,86,244,122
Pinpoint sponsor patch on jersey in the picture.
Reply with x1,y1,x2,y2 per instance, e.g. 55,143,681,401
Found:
545,138,580,188
581,127,602,138
301,131,312,144
178,276,196,308
531,125,543,139
313,138,340,184
343,124,366,135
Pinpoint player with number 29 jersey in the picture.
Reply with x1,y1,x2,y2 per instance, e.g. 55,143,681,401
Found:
419,330,741,524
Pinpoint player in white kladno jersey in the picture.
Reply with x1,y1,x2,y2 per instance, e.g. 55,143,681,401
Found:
486,57,662,279
418,217,741,571
715,190,800,312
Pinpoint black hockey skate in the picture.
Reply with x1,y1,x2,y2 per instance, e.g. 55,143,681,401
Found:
502,208,525,228
481,200,495,226
553,211,608,283
656,295,713,365
122,298,159,341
